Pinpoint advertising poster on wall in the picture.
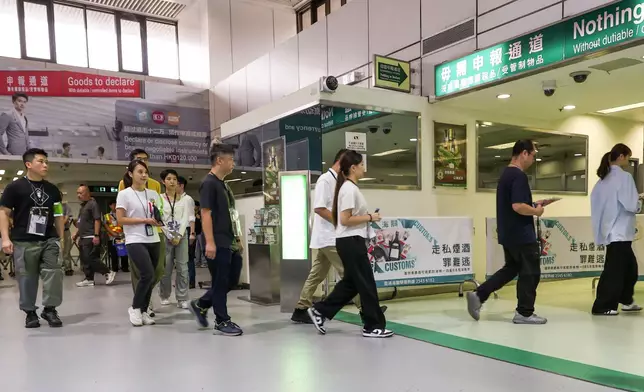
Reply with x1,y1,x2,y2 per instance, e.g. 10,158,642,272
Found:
434,122,467,187
368,217,474,288
485,216,644,279
262,136,286,205
0,65,210,163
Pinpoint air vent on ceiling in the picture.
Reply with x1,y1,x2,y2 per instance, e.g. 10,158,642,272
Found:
76,0,186,19
422,19,475,56
589,57,643,73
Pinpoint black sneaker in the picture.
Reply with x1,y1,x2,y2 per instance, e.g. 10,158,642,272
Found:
291,308,313,324
189,282,196,289
41,307,63,328
359,305,388,325
25,311,40,328
214,320,243,336
307,307,327,334
362,328,394,338
189,299,209,328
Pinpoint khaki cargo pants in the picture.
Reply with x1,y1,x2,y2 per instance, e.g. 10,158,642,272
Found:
13,238,63,312
296,246,361,310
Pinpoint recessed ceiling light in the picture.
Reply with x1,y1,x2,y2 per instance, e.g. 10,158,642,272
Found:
495,155,501,158
536,158,542,162
371,149,408,157
322,161,326,165
482,122,493,126
409,138,417,142
16,170,23,175
0,170,5,175
497,93,511,99
12,177,18,181
486,142,516,150
359,177,376,181
574,153,582,157
241,171,247,174
562,105,576,110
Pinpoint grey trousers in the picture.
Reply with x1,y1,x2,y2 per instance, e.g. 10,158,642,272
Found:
13,238,63,312
159,235,189,301
195,233,206,265
62,230,73,271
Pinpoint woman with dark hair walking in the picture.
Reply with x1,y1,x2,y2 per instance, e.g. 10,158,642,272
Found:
116,160,163,326
591,143,642,315
307,150,393,338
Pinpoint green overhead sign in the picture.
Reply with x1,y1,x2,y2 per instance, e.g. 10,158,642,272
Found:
374,55,411,93
435,0,644,97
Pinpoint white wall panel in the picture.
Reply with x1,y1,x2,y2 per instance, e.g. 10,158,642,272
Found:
477,4,561,48
477,0,513,15
178,0,209,88
208,0,233,86
229,67,248,118
421,0,475,38
273,8,297,46
369,0,420,58
298,21,328,88
389,43,422,62
327,0,369,76
563,0,616,17
478,0,559,33
231,1,274,72
246,54,271,111
421,38,476,97
270,35,300,99
213,80,231,129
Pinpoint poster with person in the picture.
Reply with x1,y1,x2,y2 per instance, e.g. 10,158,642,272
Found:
0,65,210,163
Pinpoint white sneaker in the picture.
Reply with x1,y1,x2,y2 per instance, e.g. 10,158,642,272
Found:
622,303,643,312
177,301,189,309
141,312,156,325
160,298,171,306
105,271,116,285
128,307,143,326
76,280,95,287
148,307,155,317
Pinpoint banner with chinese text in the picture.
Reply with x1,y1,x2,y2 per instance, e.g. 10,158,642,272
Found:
0,62,210,163
369,217,474,288
486,216,644,279
434,122,467,187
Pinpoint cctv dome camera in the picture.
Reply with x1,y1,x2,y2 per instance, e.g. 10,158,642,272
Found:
368,125,379,134
542,80,557,97
570,71,590,83
320,76,338,93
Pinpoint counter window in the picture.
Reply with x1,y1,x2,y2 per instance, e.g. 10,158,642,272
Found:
477,121,588,194
321,106,420,188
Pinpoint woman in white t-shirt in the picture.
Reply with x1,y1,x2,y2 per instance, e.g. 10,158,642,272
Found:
116,159,163,327
307,150,393,338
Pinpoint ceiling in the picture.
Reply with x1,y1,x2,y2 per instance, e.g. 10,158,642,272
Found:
436,44,644,123
68,0,189,19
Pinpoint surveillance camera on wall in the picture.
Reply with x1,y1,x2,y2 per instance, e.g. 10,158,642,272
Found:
542,80,557,97
382,122,392,134
570,70,590,83
368,125,379,134
319,76,339,93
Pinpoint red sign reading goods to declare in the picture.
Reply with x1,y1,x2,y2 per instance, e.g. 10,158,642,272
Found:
0,70,143,98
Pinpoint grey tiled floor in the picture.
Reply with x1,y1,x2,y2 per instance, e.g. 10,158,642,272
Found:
0,271,618,392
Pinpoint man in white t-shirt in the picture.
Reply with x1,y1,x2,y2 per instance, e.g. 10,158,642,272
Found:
291,149,386,324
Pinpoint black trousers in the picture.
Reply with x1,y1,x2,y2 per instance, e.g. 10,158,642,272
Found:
198,248,242,323
109,240,129,272
592,241,638,313
79,238,111,281
126,242,161,311
314,236,385,330
477,242,541,317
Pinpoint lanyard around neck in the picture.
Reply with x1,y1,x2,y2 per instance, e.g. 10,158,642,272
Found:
328,169,337,180
165,192,177,219
133,189,150,218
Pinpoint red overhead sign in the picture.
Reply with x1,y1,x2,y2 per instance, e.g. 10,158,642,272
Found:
0,70,143,98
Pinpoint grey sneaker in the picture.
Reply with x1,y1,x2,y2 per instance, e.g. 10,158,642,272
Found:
512,312,547,324
466,291,481,321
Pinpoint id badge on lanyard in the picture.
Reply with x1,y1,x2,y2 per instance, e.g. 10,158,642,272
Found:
28,207,49,236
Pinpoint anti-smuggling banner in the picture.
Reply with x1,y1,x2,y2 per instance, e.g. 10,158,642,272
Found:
368,217,474,288
486,216,644,279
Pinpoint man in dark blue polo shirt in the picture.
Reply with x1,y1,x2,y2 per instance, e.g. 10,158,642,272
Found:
189,144,243,336
467,139,548,325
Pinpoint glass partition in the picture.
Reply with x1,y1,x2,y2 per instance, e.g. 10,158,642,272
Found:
222,103,421,196
476,121,588,194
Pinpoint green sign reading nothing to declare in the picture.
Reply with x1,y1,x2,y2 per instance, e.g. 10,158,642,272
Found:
374,55,411,93
435,0,644,97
